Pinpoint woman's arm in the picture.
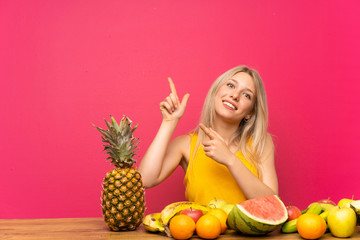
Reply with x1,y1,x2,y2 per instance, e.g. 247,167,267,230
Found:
139,121,185,188
227,133,278,198
138,78,190,188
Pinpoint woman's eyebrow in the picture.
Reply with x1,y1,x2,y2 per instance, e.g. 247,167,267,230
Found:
229,78,255,94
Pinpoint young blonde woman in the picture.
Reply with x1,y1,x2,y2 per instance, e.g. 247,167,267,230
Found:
138,66,278,205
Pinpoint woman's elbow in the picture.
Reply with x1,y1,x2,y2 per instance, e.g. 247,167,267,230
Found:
140,173,158,189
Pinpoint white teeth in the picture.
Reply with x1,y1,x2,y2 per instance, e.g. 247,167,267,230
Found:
223,101,236,110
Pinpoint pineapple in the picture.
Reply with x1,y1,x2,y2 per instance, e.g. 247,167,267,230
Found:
94,115,145,231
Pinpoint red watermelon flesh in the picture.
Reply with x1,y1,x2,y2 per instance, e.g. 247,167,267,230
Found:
239,195,287,222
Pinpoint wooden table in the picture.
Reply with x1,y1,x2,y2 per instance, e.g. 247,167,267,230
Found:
1,218,359,240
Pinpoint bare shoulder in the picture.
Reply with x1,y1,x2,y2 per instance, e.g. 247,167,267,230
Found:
163,134,192,162
172,134,191,151
259,132,275,163
264,132,274,149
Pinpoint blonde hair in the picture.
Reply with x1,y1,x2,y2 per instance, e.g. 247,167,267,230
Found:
192,65,269,177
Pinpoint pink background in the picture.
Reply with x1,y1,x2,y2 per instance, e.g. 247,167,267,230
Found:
1,1,360,219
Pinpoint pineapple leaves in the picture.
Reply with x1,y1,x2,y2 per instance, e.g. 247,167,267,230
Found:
94,115,140,168
104,119,112,131
110,115,120,132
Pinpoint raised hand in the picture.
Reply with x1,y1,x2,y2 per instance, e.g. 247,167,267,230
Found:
199,123,235,166
159,77,190,122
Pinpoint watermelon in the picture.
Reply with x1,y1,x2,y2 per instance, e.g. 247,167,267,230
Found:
227,195,288,235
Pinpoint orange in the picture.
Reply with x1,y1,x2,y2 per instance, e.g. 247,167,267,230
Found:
296,213,327,239
207,208,228,233
196,214,221,239
169,214,196,240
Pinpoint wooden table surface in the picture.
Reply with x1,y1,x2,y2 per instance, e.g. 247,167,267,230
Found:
0,218,359,240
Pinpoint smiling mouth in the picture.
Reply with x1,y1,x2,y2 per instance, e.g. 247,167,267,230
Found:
223,101,237,110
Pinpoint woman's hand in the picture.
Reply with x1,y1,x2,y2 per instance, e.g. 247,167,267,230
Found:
160,77,190,122
199,123,235,166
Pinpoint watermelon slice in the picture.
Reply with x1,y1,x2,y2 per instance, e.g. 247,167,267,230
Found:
227,195,288,235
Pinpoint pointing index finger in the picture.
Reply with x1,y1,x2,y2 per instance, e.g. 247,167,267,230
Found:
168,77,179,99
199,123,214,140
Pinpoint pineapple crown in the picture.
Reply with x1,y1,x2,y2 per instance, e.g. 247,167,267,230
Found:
93,115,139,168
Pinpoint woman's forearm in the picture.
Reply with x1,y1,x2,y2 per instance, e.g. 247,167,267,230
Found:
226,156,277,199
138,119,178,188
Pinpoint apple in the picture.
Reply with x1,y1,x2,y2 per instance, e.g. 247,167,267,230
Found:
318,197,336,206
180,208,203,223
327,207,357,238
318,198,337,211
208,198,227,209
338,196,354,208
286,204,302,221
221,204,235,215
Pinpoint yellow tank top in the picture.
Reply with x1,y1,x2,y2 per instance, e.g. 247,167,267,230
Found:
183,134,259,205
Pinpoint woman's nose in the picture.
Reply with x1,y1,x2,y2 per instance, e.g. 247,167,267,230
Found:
231,90,240,101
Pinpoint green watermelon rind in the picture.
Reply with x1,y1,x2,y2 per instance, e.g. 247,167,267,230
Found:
227,195,288,235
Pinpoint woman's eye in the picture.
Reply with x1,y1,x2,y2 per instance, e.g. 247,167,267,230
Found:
227,83,235,88
243,93,251,99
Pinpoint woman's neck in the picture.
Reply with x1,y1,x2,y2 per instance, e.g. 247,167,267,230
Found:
213,118,240,145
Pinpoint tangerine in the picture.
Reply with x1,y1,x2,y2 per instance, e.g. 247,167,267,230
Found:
296,213,327,239
169,214,195,240
196,214,221,239
207,208,228,233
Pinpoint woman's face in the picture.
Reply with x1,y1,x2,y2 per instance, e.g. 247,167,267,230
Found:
214,72,256,124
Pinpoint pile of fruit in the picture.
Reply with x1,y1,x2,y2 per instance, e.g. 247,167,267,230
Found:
143,196,360,239
282,197,360,239
143,195,289,239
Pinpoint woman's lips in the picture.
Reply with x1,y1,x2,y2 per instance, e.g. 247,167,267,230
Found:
222,100,237,110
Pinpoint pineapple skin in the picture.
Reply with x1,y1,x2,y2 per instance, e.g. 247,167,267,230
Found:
102,167,145,231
